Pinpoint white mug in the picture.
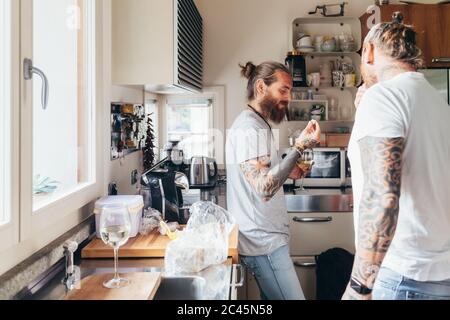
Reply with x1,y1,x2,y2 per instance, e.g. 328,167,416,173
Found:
315,35,324,52
344,74,356,87
298,36,312,48
308,73,321,88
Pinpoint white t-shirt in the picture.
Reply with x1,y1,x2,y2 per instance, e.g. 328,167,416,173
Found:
348,72,450,281
226,110,289,256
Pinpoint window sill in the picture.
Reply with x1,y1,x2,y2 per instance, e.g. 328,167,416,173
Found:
33,181,95,213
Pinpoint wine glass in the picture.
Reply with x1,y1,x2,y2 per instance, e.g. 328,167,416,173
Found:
99,204,132,289
295,149,314,192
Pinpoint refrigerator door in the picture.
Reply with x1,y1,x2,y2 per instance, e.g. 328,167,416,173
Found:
419,69,450,104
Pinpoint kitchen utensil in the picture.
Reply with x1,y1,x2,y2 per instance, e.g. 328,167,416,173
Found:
314,35,324,52
99,204,132,288
297,46,315,53
344,73,357,87
308,2,348,17
310,104,325,121
320,61,333,86
332,70,345,87
321,37,337,52
297,35,313,48
341,62,355,74
329,97,339,121
307,73,321,88
338,33,356,52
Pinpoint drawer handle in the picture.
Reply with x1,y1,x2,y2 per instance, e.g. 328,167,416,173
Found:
293,216,333,223
432,57,450,63
294,261,317,268
230,264,245,288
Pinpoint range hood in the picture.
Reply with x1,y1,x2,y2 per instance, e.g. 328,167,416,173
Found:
112,0,203,94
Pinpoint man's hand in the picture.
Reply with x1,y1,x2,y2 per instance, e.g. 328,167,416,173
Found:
355,83,367,109
288,165,305,180
295,120,321,151
342,285,372,301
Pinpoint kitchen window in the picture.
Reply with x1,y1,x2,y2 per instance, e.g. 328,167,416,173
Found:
166,97,214,159
0,0,19,253
30,0,96,213
0,0,103,259
162,87,225,165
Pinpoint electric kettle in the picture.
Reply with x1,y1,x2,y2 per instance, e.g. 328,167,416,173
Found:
189,156,218,186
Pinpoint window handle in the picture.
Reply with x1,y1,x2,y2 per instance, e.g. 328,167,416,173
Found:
23,58,49,110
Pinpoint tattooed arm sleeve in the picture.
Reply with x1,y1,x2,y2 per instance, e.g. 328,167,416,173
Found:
350,136,405,289
239,148,301,202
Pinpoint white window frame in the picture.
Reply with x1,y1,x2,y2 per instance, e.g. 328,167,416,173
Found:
0,0,19,252
161,86,225,166
18,0,103,240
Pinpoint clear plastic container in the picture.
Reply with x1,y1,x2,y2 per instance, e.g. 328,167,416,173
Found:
94,195,144,238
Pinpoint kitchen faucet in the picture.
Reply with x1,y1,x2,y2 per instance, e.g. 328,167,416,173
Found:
62,241,79,293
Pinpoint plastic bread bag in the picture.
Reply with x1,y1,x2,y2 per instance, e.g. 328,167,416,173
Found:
186,201,236,235
196,264,230,300
139,208,162,236
164,222,229,275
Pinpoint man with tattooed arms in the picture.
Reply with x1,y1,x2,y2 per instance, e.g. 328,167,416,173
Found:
343,13,450,300
226,61,321,300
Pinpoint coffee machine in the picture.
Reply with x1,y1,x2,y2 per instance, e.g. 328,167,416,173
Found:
139,144,190,224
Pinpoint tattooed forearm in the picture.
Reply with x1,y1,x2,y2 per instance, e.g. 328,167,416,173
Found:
240,148,301,201
350,136,405,289
295,138,320,151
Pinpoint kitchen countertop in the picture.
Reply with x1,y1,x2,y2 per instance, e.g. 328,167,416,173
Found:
17,178,352,300
24,258,234,300
19,179,232,300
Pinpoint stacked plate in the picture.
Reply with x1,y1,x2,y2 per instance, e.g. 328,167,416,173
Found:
297,46,315,53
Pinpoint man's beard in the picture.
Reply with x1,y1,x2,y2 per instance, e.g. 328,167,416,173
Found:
259,94,288,124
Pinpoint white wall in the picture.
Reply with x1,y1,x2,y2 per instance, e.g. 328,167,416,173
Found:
195,0,387,135
102,0,147,196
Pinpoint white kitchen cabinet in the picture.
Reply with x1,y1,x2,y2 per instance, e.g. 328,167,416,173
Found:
290,211,354,300
244,212,354,300
112,0,203,93
244,257,316,301
289,211,355,256
292,256,317,301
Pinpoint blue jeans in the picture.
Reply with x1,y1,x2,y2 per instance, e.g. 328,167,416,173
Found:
373,267,450,300
240,245,305,300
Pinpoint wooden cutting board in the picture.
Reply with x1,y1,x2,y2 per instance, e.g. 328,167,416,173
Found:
82,225,239,263
64,272,161,300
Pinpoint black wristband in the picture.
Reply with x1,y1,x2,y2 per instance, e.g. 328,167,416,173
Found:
350,277,372,295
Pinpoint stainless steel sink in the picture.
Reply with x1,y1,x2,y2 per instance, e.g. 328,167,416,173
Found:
153,276,206,300
285,188,353,212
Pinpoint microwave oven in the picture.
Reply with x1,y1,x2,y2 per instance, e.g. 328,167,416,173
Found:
282,147,351,188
